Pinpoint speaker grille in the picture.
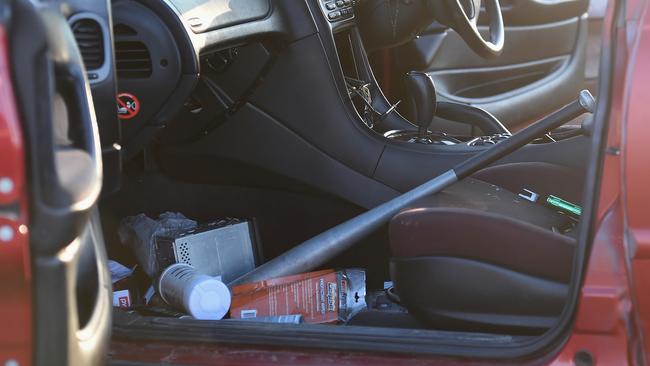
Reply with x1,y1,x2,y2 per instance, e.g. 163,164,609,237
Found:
176,242,192,265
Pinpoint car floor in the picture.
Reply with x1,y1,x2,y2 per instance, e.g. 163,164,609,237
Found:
101,167,444,330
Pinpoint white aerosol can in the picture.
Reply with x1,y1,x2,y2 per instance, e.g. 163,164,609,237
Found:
158,263,231,320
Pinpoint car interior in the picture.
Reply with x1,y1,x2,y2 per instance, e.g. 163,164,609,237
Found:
9,0,613,363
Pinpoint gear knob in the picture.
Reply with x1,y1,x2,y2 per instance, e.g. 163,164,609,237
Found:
404,71,437,139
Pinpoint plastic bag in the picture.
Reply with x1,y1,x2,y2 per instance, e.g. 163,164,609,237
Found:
118,212,198,278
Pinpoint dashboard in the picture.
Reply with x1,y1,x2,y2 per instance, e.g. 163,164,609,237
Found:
165,0,272,34
65,0,351,191
103,0,342,156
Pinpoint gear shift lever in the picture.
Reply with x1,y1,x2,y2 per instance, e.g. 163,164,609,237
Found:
384,72,459,145
404,71,437,143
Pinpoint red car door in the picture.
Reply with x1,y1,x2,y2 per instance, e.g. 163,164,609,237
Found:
0,1,112,365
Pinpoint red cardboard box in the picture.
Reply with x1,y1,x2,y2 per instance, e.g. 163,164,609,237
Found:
112,289,132,308
230,269,366,324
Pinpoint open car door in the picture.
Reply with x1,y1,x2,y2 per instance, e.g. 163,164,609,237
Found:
7,1,112,365
394,0,600,130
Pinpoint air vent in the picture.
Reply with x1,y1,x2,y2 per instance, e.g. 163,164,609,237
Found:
71,19,105,70
115,40,152,79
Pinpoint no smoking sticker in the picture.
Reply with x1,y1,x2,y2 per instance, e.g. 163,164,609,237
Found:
117,92,140,120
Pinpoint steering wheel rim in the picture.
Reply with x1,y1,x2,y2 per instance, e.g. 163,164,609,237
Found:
433,0,504,58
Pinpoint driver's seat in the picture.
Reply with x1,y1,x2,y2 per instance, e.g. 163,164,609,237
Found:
388,178,576,333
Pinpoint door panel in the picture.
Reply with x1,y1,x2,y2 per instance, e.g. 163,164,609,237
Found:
407,18,581,70
487,0,589,26
9,1,112,365
395,0,591,129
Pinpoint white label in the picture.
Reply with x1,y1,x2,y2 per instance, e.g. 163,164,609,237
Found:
240,309,257,319
113,289,131,308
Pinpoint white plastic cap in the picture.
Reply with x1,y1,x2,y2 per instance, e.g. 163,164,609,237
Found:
185,278,231,320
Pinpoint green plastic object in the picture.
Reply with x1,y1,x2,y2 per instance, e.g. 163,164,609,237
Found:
546,195,582,217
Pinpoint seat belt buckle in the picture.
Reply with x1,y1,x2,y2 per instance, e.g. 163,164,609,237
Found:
518,188,540,202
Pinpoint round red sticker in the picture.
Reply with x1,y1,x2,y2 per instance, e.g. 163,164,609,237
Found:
117,92,140,120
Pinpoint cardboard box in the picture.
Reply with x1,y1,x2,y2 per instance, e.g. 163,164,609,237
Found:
230,269,366,324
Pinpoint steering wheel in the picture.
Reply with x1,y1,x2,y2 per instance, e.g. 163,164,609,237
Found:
430,0,504,58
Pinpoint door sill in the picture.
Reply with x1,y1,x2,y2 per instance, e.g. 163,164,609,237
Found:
111,310,542,359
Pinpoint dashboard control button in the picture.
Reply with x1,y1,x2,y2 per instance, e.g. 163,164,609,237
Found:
336,0,344,7
325,2,336,10
328,11,341,20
